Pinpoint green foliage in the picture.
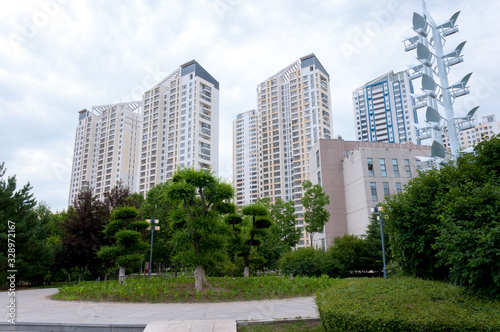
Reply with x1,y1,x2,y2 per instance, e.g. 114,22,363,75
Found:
383,135,500,297
165,167,233,288
326,234,379,277
54,275,340,303
435,182,500,298
98,206,148,270
316,277,500,331
279,247,327,277
0,163,55,285
383,167,452,280
301,180,330,238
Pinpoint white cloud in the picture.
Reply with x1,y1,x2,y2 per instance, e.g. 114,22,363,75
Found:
1,0,499,212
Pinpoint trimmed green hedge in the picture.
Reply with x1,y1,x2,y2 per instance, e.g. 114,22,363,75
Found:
316,277,500,331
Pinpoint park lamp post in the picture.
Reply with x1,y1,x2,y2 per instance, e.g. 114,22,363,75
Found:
371,205,387,279
146,218,159,279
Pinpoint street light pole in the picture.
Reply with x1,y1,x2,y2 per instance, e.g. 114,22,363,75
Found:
148,217,155,279
372,205,387,279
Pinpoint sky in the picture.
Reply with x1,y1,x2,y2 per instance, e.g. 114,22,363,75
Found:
1,0,499,212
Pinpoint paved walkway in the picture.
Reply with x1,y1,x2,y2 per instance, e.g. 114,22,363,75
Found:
1,288,319,331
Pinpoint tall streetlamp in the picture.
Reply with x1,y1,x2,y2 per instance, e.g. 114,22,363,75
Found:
404,1,479,162
371,205,387,279
147,218,159,279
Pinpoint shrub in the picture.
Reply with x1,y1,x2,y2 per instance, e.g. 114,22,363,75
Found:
316,277,500,331
327,234,380,277
278,247,326,277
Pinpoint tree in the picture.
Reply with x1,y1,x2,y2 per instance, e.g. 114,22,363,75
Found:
240,203,272,277
142,182,175,272
301,180,330,247
58,189,109,282
0,163,55,285
98,207,149,275
327,234,375,277
363,213,391,274
383,135,500,297
257,198,300,270
165,167,233,291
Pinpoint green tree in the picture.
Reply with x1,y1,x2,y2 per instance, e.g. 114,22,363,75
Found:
59,189,109,282
383,135,500,297
363,213,391,274
142,182,175,273
327,234,375,277
165,167,233,291
98,206,149,276
240,203,272,277
301,180,330,247
257,198,300,270
0,163,54,285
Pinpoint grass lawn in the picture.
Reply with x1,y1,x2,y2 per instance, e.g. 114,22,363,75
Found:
238,319,324,332
53,275,339,303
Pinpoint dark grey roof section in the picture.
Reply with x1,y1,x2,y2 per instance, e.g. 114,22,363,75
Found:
181,60,219,90
78,109,88,120
300,54,330,79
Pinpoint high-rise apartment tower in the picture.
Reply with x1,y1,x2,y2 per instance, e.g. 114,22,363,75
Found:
138,60,219,197
234,54,333,246
353,70,418,144
68,101,142,205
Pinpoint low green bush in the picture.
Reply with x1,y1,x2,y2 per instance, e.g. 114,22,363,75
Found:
316,277,500,331
278,247,327,277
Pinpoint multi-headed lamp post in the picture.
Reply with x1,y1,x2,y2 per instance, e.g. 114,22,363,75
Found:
404,1,479,163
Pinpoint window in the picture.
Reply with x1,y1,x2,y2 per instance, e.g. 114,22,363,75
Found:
380,159,387,177
317,171,322,186
370,182,378,202
383,182,390,197
392,159,399,177
396,182,402,193
404,159,412,177
316,150,320,168
367,158,374,177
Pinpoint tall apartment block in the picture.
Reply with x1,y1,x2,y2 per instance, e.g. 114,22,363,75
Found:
442,114,500,149
353,70,418,144
138,60,219,197
68,101,142,205
236,54,333,247
233,110,258,205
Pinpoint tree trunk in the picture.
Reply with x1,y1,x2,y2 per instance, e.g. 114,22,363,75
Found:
104,273,108,282
194,265,207,292
244,266,250,278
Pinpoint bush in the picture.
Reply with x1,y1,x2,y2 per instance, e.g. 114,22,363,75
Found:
278,247,326,277
327,234,380,277
316,277,500,331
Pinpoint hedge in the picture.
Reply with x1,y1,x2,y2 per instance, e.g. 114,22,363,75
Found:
315,277,500,331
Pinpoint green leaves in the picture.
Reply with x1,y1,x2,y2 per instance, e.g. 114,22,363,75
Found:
383,135,500,298
301,180,331,235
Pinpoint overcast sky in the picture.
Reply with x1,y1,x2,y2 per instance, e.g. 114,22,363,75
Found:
1,0,499,212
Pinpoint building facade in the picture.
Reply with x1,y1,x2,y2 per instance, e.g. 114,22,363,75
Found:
233,110,259,206
234,54,333,247
308,139,431,248
442,114,500,149
68,101,142,205
353,70,418,144
138,60,219,197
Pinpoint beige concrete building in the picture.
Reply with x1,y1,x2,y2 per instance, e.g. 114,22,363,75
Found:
139,60,219,197
442,114,500,149
308,139,432,248
233,110,258,206
69,101,142,205
253,53,333,247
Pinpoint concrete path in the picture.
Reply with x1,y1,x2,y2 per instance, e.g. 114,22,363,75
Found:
1,288,319,331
